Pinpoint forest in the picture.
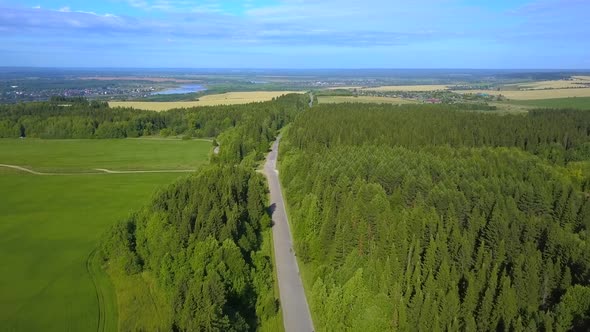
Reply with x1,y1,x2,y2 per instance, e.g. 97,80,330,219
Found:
96,94,308,331
6,93,590,330
279,104,590,331
0,95,306,142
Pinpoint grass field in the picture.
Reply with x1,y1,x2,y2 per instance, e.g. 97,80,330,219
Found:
317,95,417,104
0,139,210,172
0,139,210,331
502,97,590,109
507,76,590,90
110,91,303,111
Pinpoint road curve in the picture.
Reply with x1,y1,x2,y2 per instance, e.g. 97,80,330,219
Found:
263,136,315,332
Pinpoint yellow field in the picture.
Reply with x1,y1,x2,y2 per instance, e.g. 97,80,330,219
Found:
362,85,450,92
109,91,303,111
508,76,590,90
318,96,417,104
456,88,590,100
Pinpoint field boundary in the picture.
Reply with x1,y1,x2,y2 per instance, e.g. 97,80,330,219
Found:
0,164,195,175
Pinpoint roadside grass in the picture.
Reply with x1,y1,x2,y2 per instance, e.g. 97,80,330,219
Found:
0,139,210,172
0,139,208,331
259,228,285,332
109,91,303,111
278,184,320,331
317,95,417,104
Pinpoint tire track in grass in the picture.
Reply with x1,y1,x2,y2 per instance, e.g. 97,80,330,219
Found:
86,250,105,332
0,164,195,175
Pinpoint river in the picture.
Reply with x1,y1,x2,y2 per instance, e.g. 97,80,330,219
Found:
152,84,207,95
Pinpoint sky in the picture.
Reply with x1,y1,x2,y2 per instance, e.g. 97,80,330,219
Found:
0,0,588,68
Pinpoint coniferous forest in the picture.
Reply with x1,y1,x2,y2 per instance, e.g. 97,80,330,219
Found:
279,104,590,331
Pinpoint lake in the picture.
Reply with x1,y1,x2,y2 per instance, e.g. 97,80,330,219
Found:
152,84,207,95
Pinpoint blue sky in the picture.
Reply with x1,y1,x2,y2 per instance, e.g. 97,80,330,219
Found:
0,0,588,68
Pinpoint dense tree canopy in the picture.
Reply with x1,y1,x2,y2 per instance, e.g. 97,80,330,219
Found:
9,95,590,330
285,104,590,164
279,103,590,331
100,166,276,331
0,94,306,141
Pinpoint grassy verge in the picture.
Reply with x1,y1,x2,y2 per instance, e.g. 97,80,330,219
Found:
259,229,285,332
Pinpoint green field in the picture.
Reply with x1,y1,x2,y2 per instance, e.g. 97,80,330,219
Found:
0,138,211,172
0,139,211,331
506,96,590,109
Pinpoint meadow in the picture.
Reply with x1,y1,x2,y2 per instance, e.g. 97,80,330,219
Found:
0,139,211,331
109,91,303,111
317,95,417,104
504,96,590,109
0,138,211,172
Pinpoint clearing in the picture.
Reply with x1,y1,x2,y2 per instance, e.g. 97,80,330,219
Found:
0,138,211,331
109,91,303,111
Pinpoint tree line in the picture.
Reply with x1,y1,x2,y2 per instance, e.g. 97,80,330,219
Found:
0,95,305,140
279,103,590,331
285,104,590,164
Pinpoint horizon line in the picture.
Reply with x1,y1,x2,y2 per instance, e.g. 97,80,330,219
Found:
2,66,590,71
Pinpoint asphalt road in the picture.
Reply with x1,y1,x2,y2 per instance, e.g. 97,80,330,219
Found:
263,136,315,332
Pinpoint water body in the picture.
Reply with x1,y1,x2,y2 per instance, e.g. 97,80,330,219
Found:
152,84,207,95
